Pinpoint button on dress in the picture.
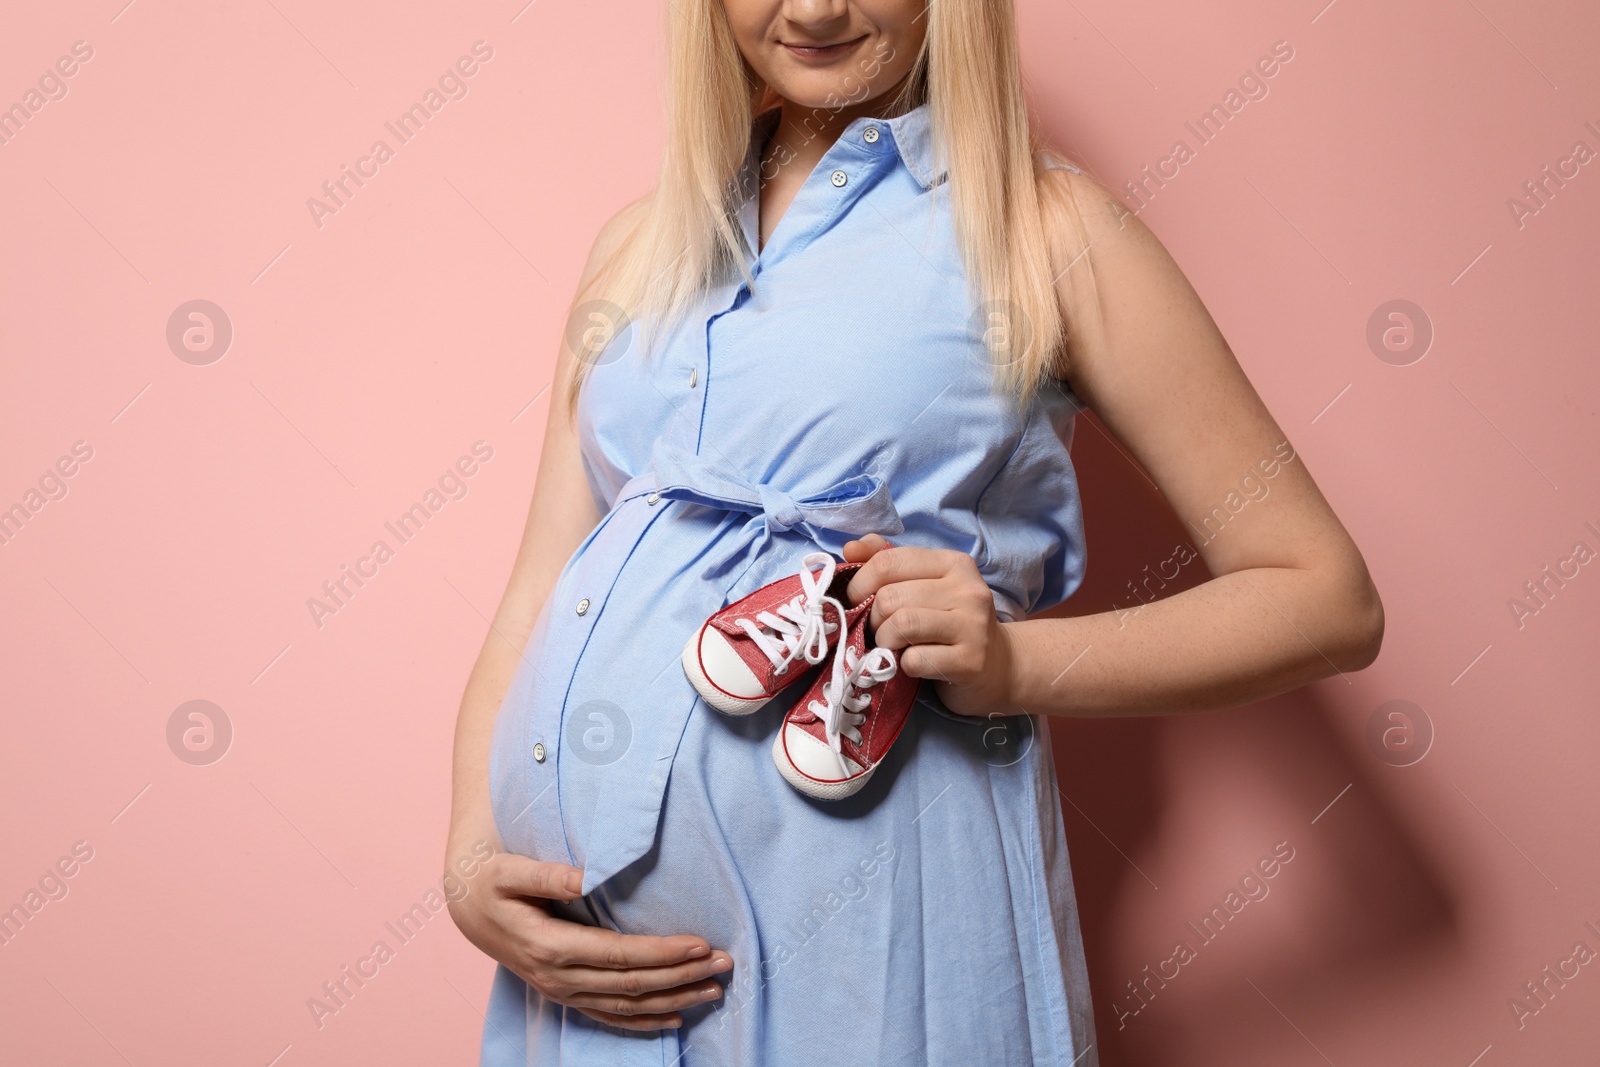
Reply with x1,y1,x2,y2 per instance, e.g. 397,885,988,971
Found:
484,103,1097,1066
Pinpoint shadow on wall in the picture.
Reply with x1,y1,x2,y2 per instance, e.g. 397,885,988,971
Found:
1041,411,1465,1066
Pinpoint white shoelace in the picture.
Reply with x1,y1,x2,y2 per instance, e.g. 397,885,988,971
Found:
734,551,844,675
809,644,898,774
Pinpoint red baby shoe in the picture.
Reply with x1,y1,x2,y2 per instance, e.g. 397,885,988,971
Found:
682,551,863,715
773,604,920,800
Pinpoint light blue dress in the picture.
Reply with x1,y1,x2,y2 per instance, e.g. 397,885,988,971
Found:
485,103,1098,1066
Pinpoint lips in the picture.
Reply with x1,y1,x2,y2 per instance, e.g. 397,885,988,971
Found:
781,35,867,62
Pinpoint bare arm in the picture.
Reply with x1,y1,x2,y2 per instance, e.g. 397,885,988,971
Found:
443,313,599,873
445,203,733,1030
443,215,611,872
845,169,1383,717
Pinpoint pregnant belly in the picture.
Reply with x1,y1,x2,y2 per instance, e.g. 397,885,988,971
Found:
486,509,827,879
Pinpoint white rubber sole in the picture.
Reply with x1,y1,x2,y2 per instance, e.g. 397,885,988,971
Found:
772,727,874,800
680,626,768,715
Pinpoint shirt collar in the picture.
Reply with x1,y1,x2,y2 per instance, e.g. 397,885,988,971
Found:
743,100,947,194
734,101,945,266
869,102,946,190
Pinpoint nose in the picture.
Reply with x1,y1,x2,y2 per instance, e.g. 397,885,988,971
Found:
780,0,852,33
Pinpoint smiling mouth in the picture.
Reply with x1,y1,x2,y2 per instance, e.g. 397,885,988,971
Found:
781,35,868,62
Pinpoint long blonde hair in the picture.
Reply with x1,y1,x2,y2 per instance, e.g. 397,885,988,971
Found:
566,0,1092,412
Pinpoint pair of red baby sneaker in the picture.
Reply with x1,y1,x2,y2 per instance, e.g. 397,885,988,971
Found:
680,552,918,800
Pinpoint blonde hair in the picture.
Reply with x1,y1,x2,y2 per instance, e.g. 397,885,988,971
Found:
565,0,1093,412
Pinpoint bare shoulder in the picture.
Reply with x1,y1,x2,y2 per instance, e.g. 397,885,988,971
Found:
553,195,655,407
578,194,653,287
1036,157,1134,252
1037,156,1113,214
595,195,652,252
1035,160,1200,383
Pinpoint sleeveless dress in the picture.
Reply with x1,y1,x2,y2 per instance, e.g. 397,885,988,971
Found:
484,103,1098,1066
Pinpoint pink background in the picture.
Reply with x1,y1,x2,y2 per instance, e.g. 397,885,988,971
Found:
2,1,1596,1064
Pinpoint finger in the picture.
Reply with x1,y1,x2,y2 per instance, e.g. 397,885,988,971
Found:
875,606,964,652
841,533,895,564
899,642,977,683
866,576,957,632
541,921,713,970
556,953,733,997
847,546,969,603
575,1006,684,1031
492,854,584,902
563,979,725,1017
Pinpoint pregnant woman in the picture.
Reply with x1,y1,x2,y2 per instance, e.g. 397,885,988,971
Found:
445,2,1384,1064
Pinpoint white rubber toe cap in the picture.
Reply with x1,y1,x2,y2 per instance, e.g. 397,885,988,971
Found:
682,626,767,714
774,723,870,800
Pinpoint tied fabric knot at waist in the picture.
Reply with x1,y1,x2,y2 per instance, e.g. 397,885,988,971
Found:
629,438,905,587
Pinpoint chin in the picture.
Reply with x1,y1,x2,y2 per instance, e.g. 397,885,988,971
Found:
769,73,882,111
775,86,847,110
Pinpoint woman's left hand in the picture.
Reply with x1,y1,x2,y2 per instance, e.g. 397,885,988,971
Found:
841,534,1018,718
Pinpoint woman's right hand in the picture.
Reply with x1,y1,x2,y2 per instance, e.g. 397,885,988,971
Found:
449,851,733,1031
